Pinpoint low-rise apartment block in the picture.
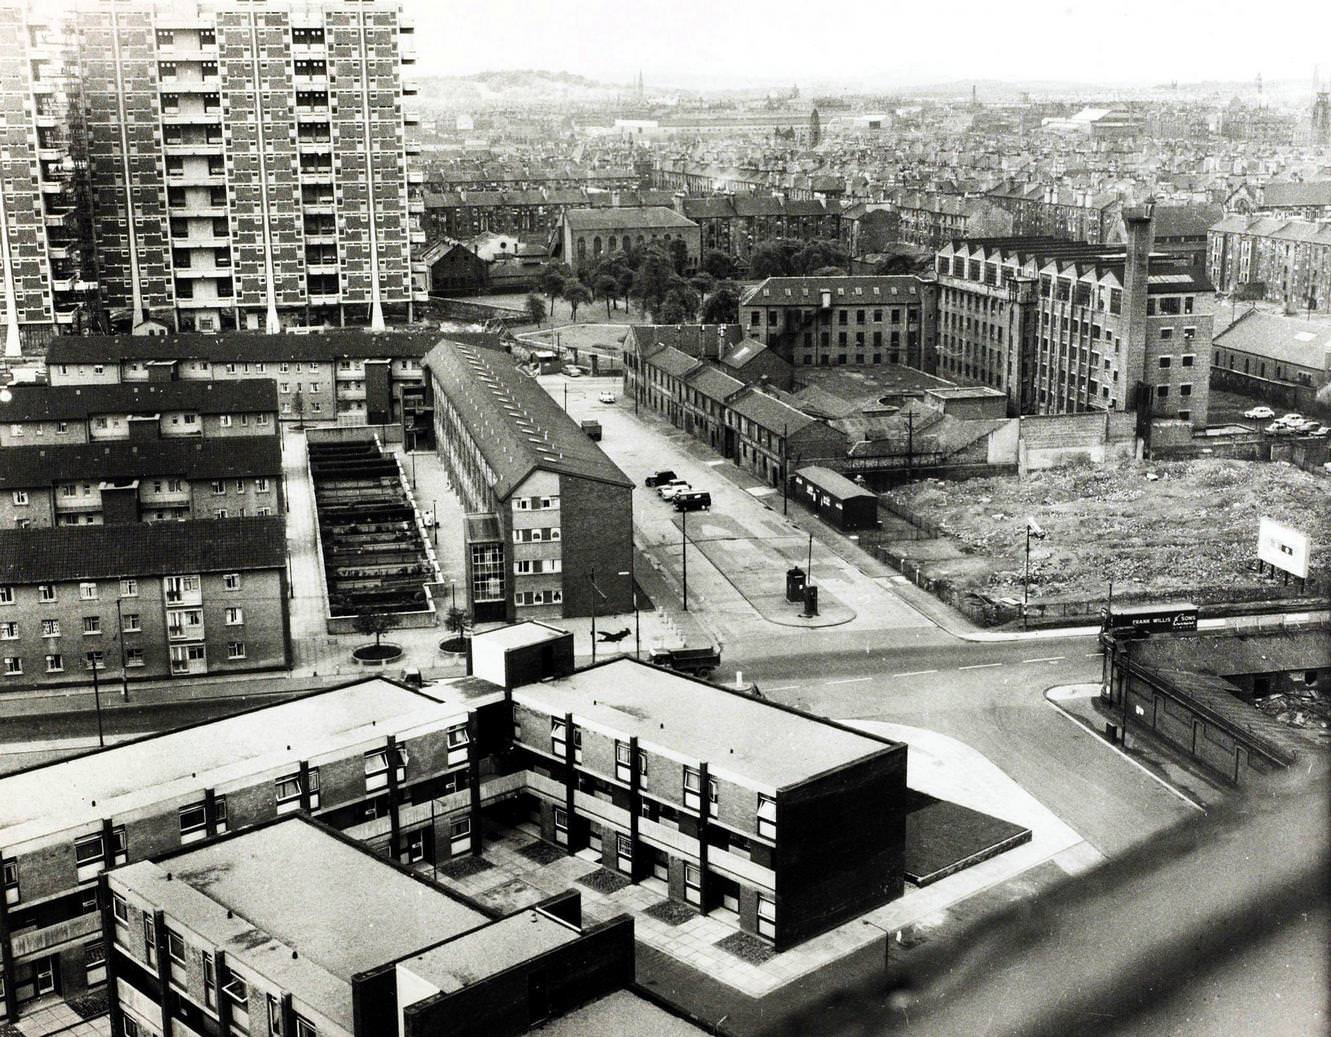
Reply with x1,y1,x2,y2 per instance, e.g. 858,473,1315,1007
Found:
1207,214,1331,314
934,208,1214,426
423,339,633,622
739,276,936,371
0,437,283,528
104,818,635,1037
44,331,443,425
0,676,497,1021
0,380,279,447
0,517,289,689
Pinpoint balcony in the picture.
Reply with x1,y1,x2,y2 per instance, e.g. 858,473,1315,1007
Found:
300,169,334,184
297,139,333,154
163,140,224,156
168,77,221,94
156,43,219,60
306,261,339,275
33,112,59,128
174,266,231,279
303,201,336,215
50,274,76,292
176,295,233,309
55,494,101,512
161,110,222,126
166,171,226,187
293,73,328,88
54,308,77,325
402,79,418,96
171,232,228,248
47,244,72,260
304,232,338,245
407,169,424,184
409,228,426,245
405,140,422,155
170,200,228,218
10,911,100,960
308,290,341,305
413,288,429,303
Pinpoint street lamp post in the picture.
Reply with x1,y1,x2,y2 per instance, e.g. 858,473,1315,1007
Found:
681,508,689,611
115,598,129,701
617,564,638,660
431,499,438,546
89,652,105,749
1023,518,1046,630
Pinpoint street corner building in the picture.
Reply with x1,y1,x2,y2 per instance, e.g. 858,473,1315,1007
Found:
0,516,290,689
421,338,634,622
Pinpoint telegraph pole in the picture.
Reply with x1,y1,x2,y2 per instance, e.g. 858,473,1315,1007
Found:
781,422,789,516
90,653,105,748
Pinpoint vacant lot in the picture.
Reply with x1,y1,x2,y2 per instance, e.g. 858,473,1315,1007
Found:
886,458,1330,603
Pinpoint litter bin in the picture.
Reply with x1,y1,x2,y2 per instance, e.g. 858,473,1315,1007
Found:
802,584,819,617
786,567,806,602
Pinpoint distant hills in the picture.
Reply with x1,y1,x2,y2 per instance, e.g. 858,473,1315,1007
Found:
416,69,640,108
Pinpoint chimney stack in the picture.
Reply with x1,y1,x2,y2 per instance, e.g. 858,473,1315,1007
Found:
1120,203,1155,404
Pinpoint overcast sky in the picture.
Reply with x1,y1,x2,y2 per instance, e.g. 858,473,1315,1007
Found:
410,0,1331,90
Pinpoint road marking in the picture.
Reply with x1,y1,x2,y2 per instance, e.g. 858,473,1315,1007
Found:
1023,655,1066,663
959,662,1002,670
764,684,802,692
745,486,777,497
703,459,725,467
893,669,938,677
1085,652,1103,657
826,676,873,686
1043,698,1205,812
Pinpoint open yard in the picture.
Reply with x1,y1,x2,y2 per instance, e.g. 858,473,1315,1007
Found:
886,458,1330,604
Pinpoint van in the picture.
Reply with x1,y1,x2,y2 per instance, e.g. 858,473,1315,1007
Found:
673,491,711,512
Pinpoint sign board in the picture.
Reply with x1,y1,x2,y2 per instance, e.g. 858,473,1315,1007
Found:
1106,605,1198,636
1257,517,1310,580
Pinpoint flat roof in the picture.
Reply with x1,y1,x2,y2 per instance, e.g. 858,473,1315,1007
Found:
535,990,709,1036
515,659,895,791
472,620,569,652
400,908,576,995
0,678,498,849
114,820,489,1032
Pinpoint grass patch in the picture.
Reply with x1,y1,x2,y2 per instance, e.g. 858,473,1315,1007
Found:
437,855,494,880
576,868,632,895
516,840,566,865
715,931,777,964
644,899,697,926
904,789,1031,885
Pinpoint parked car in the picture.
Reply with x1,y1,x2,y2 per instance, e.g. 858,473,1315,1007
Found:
1264,422,1296,436
1296,419,1320,433
1243,406,1275,420
1278,413,1303,425
658,481,692,500
673,491,711,512
644,469,677,488
598,390,616,404
1312,426,1331,438
564,365,583,378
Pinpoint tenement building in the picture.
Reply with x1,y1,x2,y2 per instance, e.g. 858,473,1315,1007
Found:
0,435,284,528
0,6,95,356
423,338,633,622
1206,214,1331,314
0,677,495,1022
0,516,289,688
74,0,424,333
934,207,1214,426
738,276,936,370
0,380,279,446
44,330,445,425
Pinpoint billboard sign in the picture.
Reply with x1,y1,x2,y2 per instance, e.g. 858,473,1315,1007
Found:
1105,604,1199,636
1257,518,1310,580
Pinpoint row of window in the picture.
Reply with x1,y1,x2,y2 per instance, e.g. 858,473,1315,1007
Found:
3,613,143,637
3,643,249,677
511,494,559,511
512,526,560,543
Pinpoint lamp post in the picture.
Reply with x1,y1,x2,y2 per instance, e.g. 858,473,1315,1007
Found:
589,569,607,664
681,508,689,611
1023,518,1046,630
431,499,438,545
115,598,130,701
89,651,105,749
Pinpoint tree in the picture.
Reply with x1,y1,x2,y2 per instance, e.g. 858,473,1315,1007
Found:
352,608,393,650
563,281,592,321
291,389,306,429
792,239,851,274
526,293,547,327
630,248,678,319
593,273,619,316
689,272,715,296
541,263,570,308
667,237,690,275
702,249,737,281
444,606,470,638
615,266,636,311
748,240,795,279
701,284,739,325
659,284,701,325
811,265,848,276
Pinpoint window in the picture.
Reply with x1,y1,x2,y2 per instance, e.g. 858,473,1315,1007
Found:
275,773,303,808
684,862,702,905
179,802,208,840
112,893,129,924
223,572,241,591
0,586,12,605
83,615,101,635
120,578,138,597
204,953,217,1009
683,767,702,810
1158,356,1172,368
211,479,225,495
294,1016,317,1037
227,641,246,660
0,621,16,639
79,581,98,600
219,415,233,428
45,654,63,673
4,656,22,675
38,584,55,602
144,915,157,966
124,1018,143,1037
122,613,141,632
757,893,776,938
255,478,270,493
75,832,105,867
553,806,568,845
1159,327,1174,341
12,490,28,506
166,928,186,964
222,973,248,1007
225,607,244,625
1157,386,1169,398
757,794,777,839
1181,354,1195,367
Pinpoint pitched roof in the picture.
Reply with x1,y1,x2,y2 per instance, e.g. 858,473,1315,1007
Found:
563,206,697,231
742,275,924,307
1213,310,1331,369
422,338,632,499
0,436,283,489
794,465,875,500
0,380,278,421
684,364,744,403
1152,204,1223,239
0,516,286,583
45,330,443,365
624,324,742,359
1261,181,1331,208
728,387,819,435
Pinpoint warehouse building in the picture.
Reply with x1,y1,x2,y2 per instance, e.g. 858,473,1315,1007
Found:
791,466,878,531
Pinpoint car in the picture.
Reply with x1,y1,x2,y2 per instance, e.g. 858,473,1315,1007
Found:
644,469,677,488
1278,413,1303,425
673,491,711,512
1264,422,1295,436
658,481,692,500
1243,406,1275,420
598,390,616,404
564,365,583,378
1313,426,1331,438
1297,419,1321,432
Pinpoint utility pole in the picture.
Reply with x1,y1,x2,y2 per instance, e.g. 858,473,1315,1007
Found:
681,508,688,611
781,422,789,516
906,410,915,479
1023,523,1032,631
590,569,598,664
90,652,105,749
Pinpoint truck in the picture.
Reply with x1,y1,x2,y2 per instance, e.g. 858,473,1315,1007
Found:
580,419,602,441
648,644,722,678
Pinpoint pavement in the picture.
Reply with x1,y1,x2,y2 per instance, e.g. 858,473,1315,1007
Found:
1,997,109,1037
